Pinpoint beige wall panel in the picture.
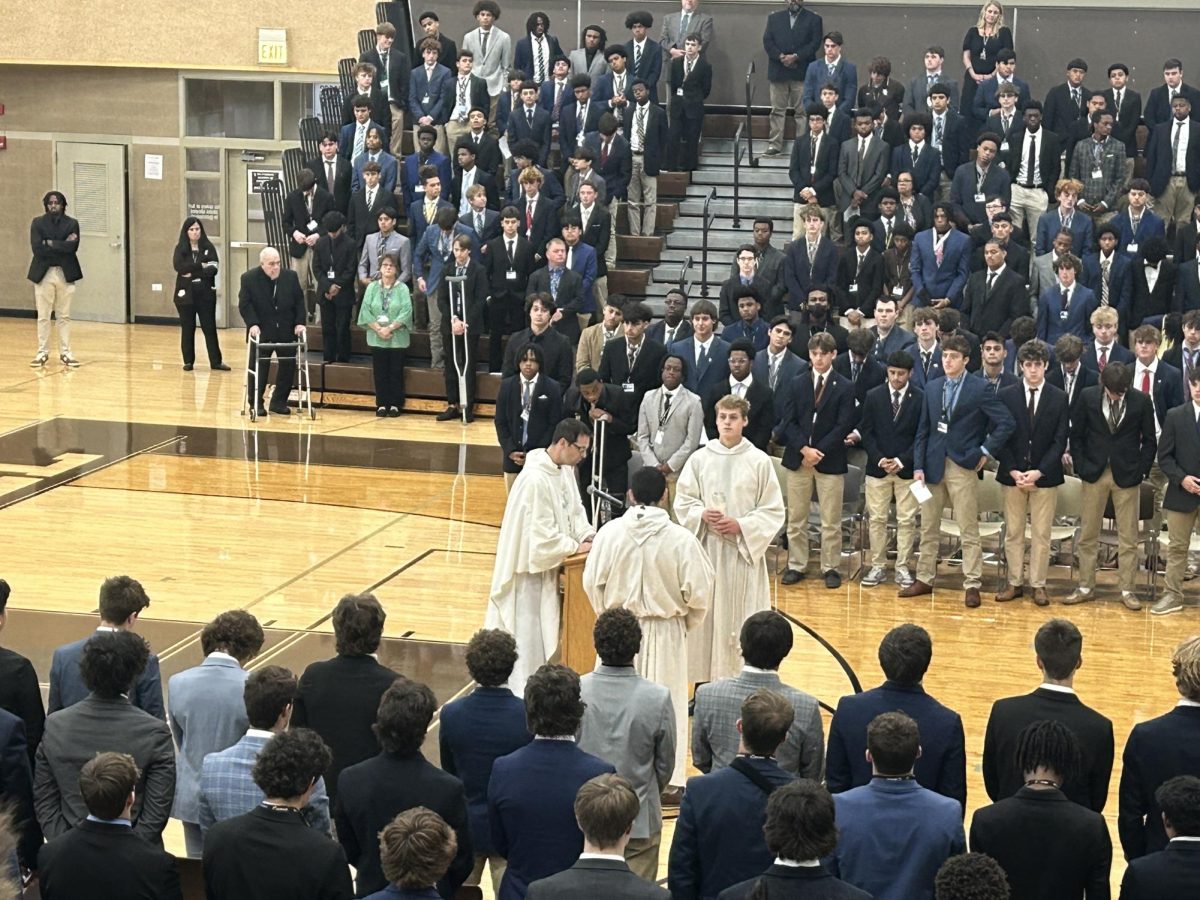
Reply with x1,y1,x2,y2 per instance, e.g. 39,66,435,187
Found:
0,67,178,137
0,140,54,314
131,145,184,318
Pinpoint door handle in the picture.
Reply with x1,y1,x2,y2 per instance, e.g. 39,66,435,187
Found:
109,238,123,249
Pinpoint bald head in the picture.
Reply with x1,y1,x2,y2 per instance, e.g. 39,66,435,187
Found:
259,247,282,279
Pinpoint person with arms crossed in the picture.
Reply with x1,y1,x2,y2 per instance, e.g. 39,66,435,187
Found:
27,189,81,367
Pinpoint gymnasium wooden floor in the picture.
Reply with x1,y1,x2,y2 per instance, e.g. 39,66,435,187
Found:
1,319,1195,893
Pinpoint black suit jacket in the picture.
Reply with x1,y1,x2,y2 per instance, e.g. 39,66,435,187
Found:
1121,841,1200,899
527,857,670,899
485,234,537,297
775,369,857,472
502,327,575,390
703,379,776,451
995,381,1069,485
1102,87,1143,157
1118,705,1200,860
506,105,554,165
1144,82,1200,130
585,132,632,200
437,260,489,334
969,787,1111,900
718,863,871,900
336,751,473,898
1046,362,1097,432
237,269,306,341
789,131,839,207
0,647,44,767
858,383,922,477
313,232,357,300
441,73,490,125
521,195,563,259
455,132,503,176
597,336,668,407
451,168,500,211
630,101,669,176
283,188,335,259
1070,385,1158,487
962,267,1030,340
203,805,353,900
1131,259,1178,325
668,55,713,113
982,687,1115,812
563,383,635,469
307,156,353,215
290,654,399,804
494,374,564,473
762,8,823,83
1176,259,1200,314
360,46,411,108
834,248,885,316
38,819,182,900
1159,402,1200,514
1004,127,1062,196
578,205,612,277
527,266,584,344
1042,82,1093,141
348,187,391,250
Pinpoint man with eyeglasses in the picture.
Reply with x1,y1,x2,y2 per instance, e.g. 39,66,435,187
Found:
486,417,596,694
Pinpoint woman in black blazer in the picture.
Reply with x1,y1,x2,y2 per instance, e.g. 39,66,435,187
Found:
172,217,229,372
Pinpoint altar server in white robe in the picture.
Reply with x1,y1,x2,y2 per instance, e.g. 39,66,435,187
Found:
674,393,786,683
486,418,596,694
583,465,715,786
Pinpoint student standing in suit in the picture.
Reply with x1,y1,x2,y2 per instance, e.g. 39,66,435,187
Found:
1121,775,1200,899
669,299,729,396
1047,333,1096,426
1153,379,1200,615
1147,96,1200,233
835,220,885,316
832,328,885,409
751,316,807,394
971,49,1031,126
1041,58,1093,143
361,22,410,158
783,207,839,314
1116,181,1167,260
435,236,488,422
1006,101,1061,234
561,213,599,327
569,24,609,88
776,332,856,587
460,185,501,245
949,132,1010,227
442,52,490,154
1081,226,1133,323
761,0,823,157
48,575,163,719
409,164,453,251
962,240,1027,338
848,350,923,589
493,344,564,489
1036,181,1096,265
515,165,562,260
1130,237,1177,327
634,355,705,506
451,143,500,213
1083,305,1136,372
1068,109,1126,224
557,77,603,165
0,581,44,769
514,12,563,87
586,114,631,213
348,162,389,252
402,127,455,207
597,301,667,409
167,610,263,857
626,79,668,237
801,31,856,115
307,131,352,215
339,96,385,162
665,36,710,173
702,340,775,451
1103,62,1142,166
971,721,1111,900
902,334,1015,607
1144,58,1200,131
283,169,333,319
501,295,576,390
203,729,353,900
837,109,890,223
37,752,182,900
291,594,398,806
624,11,662,101
341,63,391,152
360,808,462,900
890,115,941,202
789,105,840,238
826,624,965,811
461,1,513,124
313,212,357,364
995,341,1069,606
410,38,454,155
910,204,971,312
982,619,1114,810
1036,253,1096,345
1131,324,1184,534
669,689,797,900
417,11,458,72
485,208,537,371
1067,362,1158,605
527,773,669,898
0,704,37,873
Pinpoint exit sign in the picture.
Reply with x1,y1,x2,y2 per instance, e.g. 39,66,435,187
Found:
257,28,287,66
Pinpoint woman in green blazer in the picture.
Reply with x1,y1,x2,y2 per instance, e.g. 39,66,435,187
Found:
356,252,413,415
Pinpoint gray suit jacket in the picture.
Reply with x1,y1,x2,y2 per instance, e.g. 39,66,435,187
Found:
578,666,675,839
461,26,513,97
906,73,960,115
34,695,176,844
837,136,891,213
1028,252,1058,305
660,11,715,53
527,857,670,899
167,654,249,824
636,386,704,472
568,48,609,89
692,669,825,779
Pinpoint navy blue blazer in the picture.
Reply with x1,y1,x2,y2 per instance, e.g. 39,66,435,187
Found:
1080,339,1134,374
351,151,399,197
913,374,1015,483
1081,252,1133,319
338,119,387,161
775,369,857,473
506,105,554,166
932,112,970,177
409,63,454,123
857,382,923,477
1120,841,1200,899
624,39,663,99
439,687,532,858
1136,360,1185,429
557,100,603,161
671,337,731,397
1035,283,1098,345
669,757,795,900
762,8,824,84
802,58,857,114
908,344,945,391
1035,209,1094,256
1144,82,1200,130
488,739,614,900
827,681,965,811
1118,705,1200,860
583,131,632,199
910,228,971,307
890,143,941,200
949,162,1011,226
49,632,164,720
1146,119,1200,195
514,34,565,86
871,326,917,363
972,76,1031,123
401,152,453,207
783,238,840,311
718,864,871,900
407,197,453,251
1114,209,1168,259
506,165,565,206
833,352,886,410
995,381,1069,486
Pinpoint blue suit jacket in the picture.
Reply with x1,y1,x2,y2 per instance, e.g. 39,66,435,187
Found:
1118,705,1200,861
1036,283,1098,345
826,682,966,812
1080,337,1134,373
908,344,945,391
949,162,1011,226
776,369,857,472
49,631,163,720
351,151,398,197
669,758,795,900
408,63,454,122
624,39,663,100
1035,209,1095,256
412,222,477,298
972,76,1031,123
557,99,604,161
802,58,857,113
910,228,971,307
407,197,454,252
670,337,732,397
439,687,531,857
506,165,565,205
913,374,1016,483
567,239,599,313
489,740,614,900
338,119,386,161
783,237,840,310
1121,842,1200,900
721,317,770,352
1114,209,1167,259
1081,252,1133,319
890,143,941,200
401,152,453,207
1146,119,1200,195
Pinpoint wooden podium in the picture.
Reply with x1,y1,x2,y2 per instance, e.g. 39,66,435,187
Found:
559,552,596,674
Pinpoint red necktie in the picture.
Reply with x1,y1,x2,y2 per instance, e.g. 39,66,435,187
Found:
1142,369,1151,395
1098,346,1107,371
525,202,534,231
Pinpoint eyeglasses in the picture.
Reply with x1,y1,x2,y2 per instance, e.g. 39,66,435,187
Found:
571,442,590,453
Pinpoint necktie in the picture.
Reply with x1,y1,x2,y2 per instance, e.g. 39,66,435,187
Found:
526,107,534,126
367,188,376,209
892,389,901,418
1189,349,1200,377
520,379,531,443
734,381,745,398
535,40,545,82
525,202,534,231
1060,287,1069,312
1172,88,1179,104
577,104,584,133
305,192,312,215
1098,345,1108,371
353,124,365,160
986,271,996,294
663,392,672,417
943,378,959,418
1065,370,1074,399
506,239,514,263
456,265,465,278
934,240,944,266
922,351,932,375
566,246,573,268
1028,387,1037,423
814,374,825,405
424,200,435,223
1114,89,1122,116
636,107,646,149
1142,368,1152,395
474,132,480,145
769,355,780,390
634,43,642,72
553,83,565,118
549,267,561,297
601,140,610,165
1174,121,1185,172
627,343,637,371
911,142,920,165
679,11,690,38
1026,132,1037,186
811,134,818,161
857,137,866,181
1100,259,1111,305
1109,398,1121,431
481,30,489,58
828,63,835,77
851,361,860,382
326,161,335,191
1071,87,1081,108
884,221,893,247
475,212,484,234
934,116,944,147
458,78,468,108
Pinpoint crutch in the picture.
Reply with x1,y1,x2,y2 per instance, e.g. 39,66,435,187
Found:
293,330,316,420
589,415,608,523
445,275,469,426
242,332,261,422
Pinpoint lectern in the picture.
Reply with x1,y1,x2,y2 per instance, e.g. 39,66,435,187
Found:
559,552,596,674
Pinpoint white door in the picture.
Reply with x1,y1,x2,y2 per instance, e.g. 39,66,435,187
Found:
225,150,284,328
54,142,128,323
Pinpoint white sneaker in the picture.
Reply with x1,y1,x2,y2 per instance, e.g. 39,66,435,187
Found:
861,566,886,587
60,353,80,368
895,565,915,587
30,352,48,367
1151,595,1185,616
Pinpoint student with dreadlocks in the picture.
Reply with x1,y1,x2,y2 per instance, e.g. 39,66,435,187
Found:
969,721,1112,900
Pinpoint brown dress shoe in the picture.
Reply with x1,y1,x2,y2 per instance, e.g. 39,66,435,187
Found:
660,787,684,807
965,587,982,608
1032,587,1050,606
994,584,1023,602
898,580,933,597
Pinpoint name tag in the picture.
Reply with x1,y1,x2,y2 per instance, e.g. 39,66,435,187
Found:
1127,243,1138,254
506,269,518,280
1060,309,1070,320
676,88,684,97
1000,140,1009,152
848,282,858,293
892,285,904,297
973,192,986,203
327,269,336,280
937,420,949,434
1091,168,1103,179
307,219,318,231
520,406,530,421
422,94,431,105
654,430,665,445
622,382,635,393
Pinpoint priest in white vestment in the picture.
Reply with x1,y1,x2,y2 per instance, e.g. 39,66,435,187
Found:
486,419,595,694
674,393,786,683
583,466,715,786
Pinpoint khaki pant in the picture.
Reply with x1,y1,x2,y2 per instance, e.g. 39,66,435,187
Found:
897,302,916,331
768,80,805,153
445,118,472,156
1002,484,1057,587
786,466,844,573
604,200,619,270
1077,467,1140,591
388,103,406,157
1164,507,1200,602
915,460,984,589
1158,175,1196,228
34,267,74,355
504,471,519,492
866,474,919,569
423,290,444,367
625,832,662,881
1009,183,1049,233
628,155,657,236
792,203,836,241
1148,461,1168,535
935,172,953,204
466,853,506,890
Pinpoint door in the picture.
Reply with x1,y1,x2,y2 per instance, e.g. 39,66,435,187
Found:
225,150,284,328
54,142,128,322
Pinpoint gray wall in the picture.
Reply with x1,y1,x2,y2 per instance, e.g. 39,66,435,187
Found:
427,1,1200,107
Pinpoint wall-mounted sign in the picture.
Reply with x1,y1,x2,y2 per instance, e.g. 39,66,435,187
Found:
247,169,283,194
258,28,288,66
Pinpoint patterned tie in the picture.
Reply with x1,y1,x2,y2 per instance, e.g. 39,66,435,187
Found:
1071,87,1081,109
679,11,691,39
1100,259,1111,305
549,267,561,298
1174,121,1185,173
636,107,646,149
535,40,545,82
1109,397,1122,431
634,44,642,73
1114,89,1122,116
922,351,932,375
934,241,944,266
475,212,484,234
458,77,468,109
892,389,901,418
520,379,531,443
770,354,780,390
353,124,366,160
1098,345,1108,371
934,116,944,147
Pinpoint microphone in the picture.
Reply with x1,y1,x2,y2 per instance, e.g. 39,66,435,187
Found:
586,484,626,509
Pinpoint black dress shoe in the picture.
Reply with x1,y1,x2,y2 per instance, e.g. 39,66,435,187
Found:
436,407,460,421
376,407,387,417
387,407,401,417
254,406,268,417
780,569,805,585
269,405,291,416
182,364,194,371
824,570,842,589
464,410,476,423
213,363,231,371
